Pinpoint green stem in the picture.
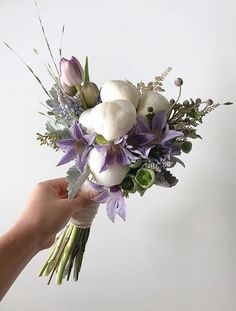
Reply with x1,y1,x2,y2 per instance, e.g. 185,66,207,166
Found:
40,228,68,276
56,225,79,285
73,228,90,281
47,224,74,285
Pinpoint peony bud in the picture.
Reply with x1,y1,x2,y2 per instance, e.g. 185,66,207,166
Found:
82,82,100,108
87,99,136,141
60,56,84,87
137,91,171,118
88,148,129,187
100,80,139,108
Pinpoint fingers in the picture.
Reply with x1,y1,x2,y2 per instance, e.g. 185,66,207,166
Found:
59,191,94,212
38,178,69,198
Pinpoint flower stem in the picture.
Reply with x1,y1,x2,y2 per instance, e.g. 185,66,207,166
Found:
56,225,79,285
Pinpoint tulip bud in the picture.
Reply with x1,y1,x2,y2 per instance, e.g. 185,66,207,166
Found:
60,56,84,87
88,148,129,187
100,80,139,108
82,82,100,108
59,76,77,96
137,90,171,118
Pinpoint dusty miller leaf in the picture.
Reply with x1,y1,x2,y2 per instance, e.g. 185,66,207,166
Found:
66,166,90,200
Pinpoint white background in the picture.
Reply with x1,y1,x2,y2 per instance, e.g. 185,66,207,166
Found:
0,0,236,310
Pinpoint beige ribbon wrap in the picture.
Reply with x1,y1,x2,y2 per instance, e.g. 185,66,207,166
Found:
70,180,99,228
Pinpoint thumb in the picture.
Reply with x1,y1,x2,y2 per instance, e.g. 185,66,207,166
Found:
64,191,94,212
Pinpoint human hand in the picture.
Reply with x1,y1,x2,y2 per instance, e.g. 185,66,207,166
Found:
16,178,95,251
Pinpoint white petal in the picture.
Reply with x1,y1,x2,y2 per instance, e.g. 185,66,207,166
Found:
100,80,139,108
90,99,136,141
137,91,171,118
79,109,94,133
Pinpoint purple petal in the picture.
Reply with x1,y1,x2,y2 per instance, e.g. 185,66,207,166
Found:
135,133,154,146
56,138,76,150
106,196,118,223
116,193,126,221
160,130,183,144
57,147,76,166
136,115,150,133
88,182,104,192
152,110,167,134
84,133,96,145
100,148,114,173
72,122,83,140
76,147,90,173
93,191,110,204
116,149,131,166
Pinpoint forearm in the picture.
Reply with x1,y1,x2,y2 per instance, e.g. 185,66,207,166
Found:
0,221,39,301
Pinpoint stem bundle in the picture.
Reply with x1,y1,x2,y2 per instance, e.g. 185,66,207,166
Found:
39,224,91,285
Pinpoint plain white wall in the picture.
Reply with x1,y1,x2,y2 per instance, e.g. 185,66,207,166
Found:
0,0,236,310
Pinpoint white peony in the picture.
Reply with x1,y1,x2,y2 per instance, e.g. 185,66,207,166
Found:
137,91,171,118
88,148,129,187
80,99,136,141
100,80,140,109
79,108,94,133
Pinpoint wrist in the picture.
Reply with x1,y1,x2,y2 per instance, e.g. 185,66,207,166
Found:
4,219,41,256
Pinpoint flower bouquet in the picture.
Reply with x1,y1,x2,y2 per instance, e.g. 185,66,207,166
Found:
6,3,233,285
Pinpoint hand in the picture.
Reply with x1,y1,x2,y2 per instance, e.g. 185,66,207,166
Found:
0,178,95,301
16,178,95,251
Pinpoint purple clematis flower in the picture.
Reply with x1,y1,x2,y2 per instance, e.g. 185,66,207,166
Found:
150,110,183,145
90,183,126,223
148,110,183,162
127,116,155,158
95,136,140,173
56,121,95,173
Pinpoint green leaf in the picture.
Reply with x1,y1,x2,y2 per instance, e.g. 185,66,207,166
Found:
181,141,192,153
135,168,155,189
66,166,90,200
84,56,90,83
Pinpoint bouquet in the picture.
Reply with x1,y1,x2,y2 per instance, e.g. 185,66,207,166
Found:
6,3,233,285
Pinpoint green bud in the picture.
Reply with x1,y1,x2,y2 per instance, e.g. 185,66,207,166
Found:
181,141,192,153
82,82,100,108
95,134,108,144
121,175,136,193
135,168,155,189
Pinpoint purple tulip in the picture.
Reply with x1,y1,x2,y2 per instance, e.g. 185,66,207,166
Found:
59,76,77,96
60,56,84,87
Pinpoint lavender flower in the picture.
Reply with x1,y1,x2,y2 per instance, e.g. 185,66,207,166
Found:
56,121,95,173
90,183,126,222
